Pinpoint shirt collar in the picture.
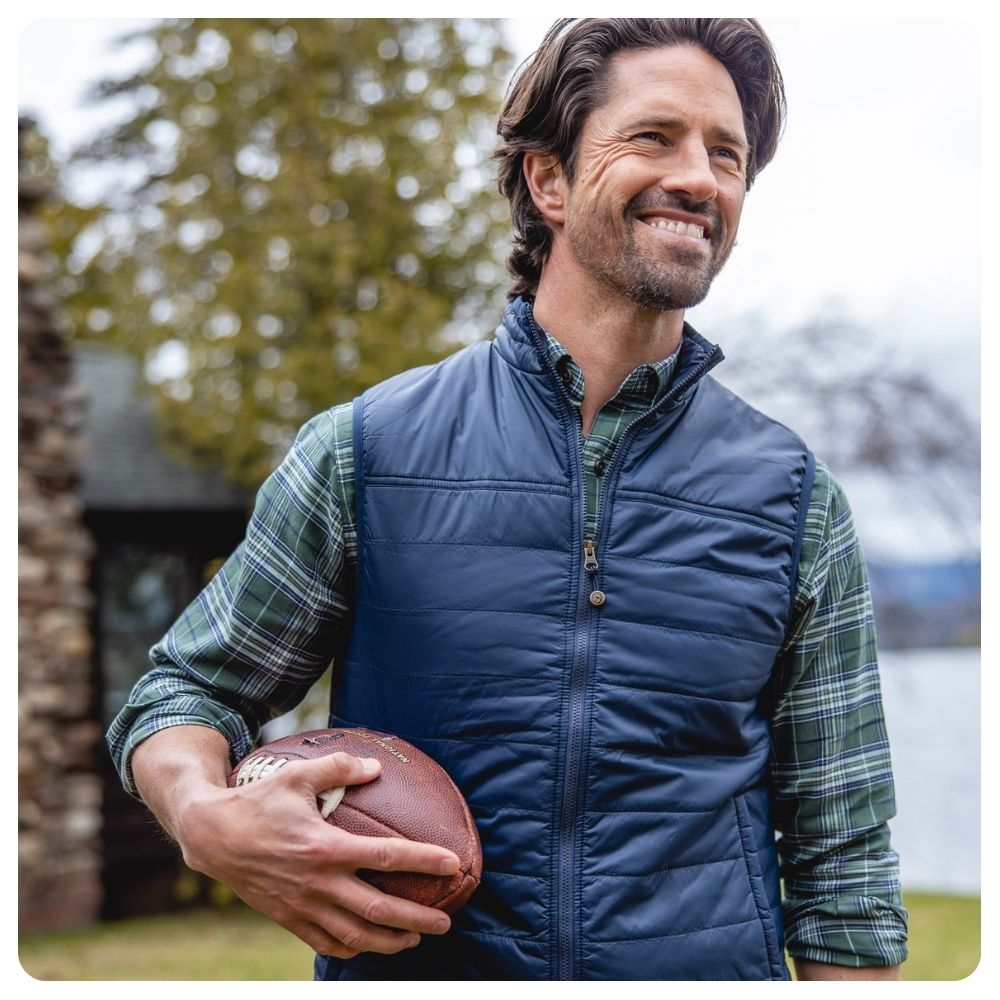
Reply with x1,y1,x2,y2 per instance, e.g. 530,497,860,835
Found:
541,330,680,411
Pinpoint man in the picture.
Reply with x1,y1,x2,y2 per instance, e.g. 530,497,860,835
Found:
108,18,908,980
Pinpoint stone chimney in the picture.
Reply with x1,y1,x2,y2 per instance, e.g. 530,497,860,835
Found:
18,117,103,932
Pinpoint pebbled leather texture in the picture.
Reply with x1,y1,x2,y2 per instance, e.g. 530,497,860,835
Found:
228,727,482,913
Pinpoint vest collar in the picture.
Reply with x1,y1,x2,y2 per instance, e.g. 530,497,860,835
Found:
494,295,725,400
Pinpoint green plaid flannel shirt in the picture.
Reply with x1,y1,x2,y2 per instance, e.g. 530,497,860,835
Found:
108,331,908,970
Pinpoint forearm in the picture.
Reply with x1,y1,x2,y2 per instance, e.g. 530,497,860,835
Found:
795,958,901,981
131,724,234,846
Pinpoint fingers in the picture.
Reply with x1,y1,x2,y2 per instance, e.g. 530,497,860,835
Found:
288,914,420,959
285,877,452,957
283,751,383,793
336,873,451,936
334,829,461,877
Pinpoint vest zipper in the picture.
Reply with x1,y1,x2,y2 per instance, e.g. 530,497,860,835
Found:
557,350,723,976
519,306,721,980
556,420,597,980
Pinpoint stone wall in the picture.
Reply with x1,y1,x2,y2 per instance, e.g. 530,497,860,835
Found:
18,118,103,932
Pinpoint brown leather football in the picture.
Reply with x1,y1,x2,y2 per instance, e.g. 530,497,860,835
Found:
228,727,482,914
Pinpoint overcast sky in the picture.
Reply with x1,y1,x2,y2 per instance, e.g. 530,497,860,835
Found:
17,14,985,558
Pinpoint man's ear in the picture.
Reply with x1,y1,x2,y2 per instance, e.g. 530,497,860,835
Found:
522,152,567,226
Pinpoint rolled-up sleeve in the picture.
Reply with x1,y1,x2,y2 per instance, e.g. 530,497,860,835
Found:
771,461,909,968
106,403,355,797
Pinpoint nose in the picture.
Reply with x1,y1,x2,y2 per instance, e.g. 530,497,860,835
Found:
659,139,718,205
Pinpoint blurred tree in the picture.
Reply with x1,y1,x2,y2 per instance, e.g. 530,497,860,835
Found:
715,309,981,547
48,18,513,484
18,119,57,190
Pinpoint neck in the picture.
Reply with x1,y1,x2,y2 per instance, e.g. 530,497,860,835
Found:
531,261,685,437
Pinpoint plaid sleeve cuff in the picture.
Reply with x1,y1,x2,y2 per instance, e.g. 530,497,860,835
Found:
107,674,257,799
784,893,909,968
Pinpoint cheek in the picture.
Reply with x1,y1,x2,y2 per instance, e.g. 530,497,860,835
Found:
576,150,652,205
719,189,745,239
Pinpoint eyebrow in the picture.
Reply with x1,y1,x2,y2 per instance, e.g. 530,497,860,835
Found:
630,116,749,154
710,126,749,154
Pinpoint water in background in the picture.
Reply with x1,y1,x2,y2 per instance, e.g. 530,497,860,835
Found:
877,646,980,895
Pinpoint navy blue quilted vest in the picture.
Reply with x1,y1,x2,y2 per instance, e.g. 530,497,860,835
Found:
317,298,814,981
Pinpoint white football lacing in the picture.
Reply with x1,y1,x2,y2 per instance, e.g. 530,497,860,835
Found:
233,754,345,817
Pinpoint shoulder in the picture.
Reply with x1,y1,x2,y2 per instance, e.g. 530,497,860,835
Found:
286,400,355,471
698,375,810,453
361,341,493,408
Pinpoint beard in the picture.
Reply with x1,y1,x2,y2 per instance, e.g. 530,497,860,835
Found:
565,191,734,312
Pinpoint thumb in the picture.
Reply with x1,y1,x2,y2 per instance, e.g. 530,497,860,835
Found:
289,750,382,793
298,752,381,819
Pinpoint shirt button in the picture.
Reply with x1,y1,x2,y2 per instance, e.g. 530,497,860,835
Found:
589,590,606,607
594,459,606,477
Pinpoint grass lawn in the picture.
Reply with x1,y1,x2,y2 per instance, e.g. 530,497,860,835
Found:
19,906,313,981
899,892,980,981
19,891,980,981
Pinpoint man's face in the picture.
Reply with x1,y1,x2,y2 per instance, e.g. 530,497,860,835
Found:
558,44,748,312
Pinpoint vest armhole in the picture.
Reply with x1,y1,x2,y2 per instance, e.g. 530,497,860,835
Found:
786,449,816,630
352,394,366,598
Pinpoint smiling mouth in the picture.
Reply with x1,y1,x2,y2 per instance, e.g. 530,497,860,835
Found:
641,218,706,240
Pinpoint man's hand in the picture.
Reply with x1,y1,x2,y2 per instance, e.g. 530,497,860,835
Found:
132,726,461,959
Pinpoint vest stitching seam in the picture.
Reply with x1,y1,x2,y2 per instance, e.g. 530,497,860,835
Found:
341,665,558,681
366,475,572,495
733,795,784,978
591,679,765,703
450,927,547,943
481,869,549,879
588,851,747,878
364,537,570,554
615,490,796,538
592,914,763,944
606,551,787,584
591,745,770,762
328,717,553,752
359,601,565,620
585,806,719,814
592,615,782,647
351,600,781,644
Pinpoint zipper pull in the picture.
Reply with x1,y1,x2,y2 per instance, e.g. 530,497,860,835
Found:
583,539,599,573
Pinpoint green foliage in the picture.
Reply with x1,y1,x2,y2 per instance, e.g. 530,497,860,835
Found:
53,18,514,484
18,118,57,189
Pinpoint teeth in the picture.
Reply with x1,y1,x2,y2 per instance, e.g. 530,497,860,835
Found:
646,218,705,238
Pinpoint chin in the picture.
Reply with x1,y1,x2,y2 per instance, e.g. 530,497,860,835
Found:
624,269,715,313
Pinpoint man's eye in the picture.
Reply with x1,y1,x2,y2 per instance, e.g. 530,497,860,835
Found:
713,147,742,163
634,132,666,144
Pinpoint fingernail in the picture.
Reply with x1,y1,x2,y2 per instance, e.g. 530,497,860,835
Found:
360,757,381,775
439,855,459,875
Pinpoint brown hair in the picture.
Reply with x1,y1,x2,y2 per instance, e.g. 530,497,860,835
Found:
495,18,786,299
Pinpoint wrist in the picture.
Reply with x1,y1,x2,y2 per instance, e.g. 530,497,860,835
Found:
131,724,234,845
